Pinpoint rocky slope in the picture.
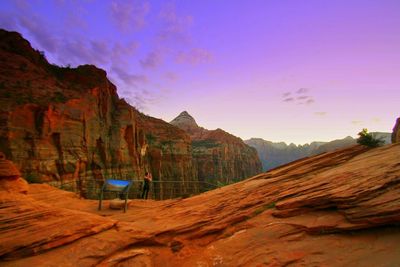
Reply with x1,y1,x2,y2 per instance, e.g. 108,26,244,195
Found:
1,142,400,266
170,111,262,184
0,29,197,196
393,117,400,143
246,133,391,171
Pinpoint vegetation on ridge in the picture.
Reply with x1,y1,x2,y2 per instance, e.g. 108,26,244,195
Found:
357,128,384,148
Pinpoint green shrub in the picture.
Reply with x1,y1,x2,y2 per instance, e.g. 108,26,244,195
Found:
192,139,219,148
25,172,41,183
357,128,384,148
19,63,28,71
51,91,67,103
146,133,157,145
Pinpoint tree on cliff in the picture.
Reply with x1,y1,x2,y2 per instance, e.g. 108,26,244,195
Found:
357,128,384,148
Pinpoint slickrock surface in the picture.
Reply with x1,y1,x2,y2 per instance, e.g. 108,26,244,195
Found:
1,143,400,266
170,111,262,184
245,133,392,171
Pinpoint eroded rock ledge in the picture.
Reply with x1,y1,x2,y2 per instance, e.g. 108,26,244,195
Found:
1,144,400,266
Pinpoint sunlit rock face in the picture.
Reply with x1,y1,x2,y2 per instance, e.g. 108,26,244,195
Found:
0,29,196,195
0,152,28,194
170,111,262,184
392,117,400,143
1,143,400,266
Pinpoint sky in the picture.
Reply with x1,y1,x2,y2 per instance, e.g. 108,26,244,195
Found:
0,0,399,144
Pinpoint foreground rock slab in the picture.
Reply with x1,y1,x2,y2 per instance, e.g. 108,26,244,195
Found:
1,144,400,266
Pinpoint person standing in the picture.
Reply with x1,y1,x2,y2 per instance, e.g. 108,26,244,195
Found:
141,171,152,199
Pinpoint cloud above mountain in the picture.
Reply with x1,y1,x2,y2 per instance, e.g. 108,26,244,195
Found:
282,88,315,105
110,0,150,32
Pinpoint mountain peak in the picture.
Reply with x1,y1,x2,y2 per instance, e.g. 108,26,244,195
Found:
170,111,199,132
179,110,191,116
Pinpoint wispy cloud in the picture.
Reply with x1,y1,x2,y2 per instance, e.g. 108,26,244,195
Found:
282,88,315,105
140,50,163,69
283,97,295,102
111,41,139,64
314,112,327,116
0,11,17,30
110,0,150,32
158,2,193,43
176,48,213,65
165,71,178,82
297,95,309,100
371,117,381,123
296,88,309,94
111,66,148,86
17,14,58,52
305,98,315,105
352,120,364,125
121,88,157,111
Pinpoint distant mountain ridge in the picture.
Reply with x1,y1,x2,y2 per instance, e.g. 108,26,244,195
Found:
245,133,392,171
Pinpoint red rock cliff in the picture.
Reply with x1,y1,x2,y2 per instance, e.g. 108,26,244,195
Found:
0,29,196,196
170,111,262,184
392,117,400,143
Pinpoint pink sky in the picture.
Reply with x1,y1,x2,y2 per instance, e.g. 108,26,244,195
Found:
0,0,399,144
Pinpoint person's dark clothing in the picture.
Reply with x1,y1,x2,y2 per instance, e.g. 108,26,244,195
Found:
141,179,150,199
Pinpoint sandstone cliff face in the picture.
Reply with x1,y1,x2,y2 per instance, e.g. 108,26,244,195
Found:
1,143,400,266
392,117,400,143
0,30,195,196
170,111,262,184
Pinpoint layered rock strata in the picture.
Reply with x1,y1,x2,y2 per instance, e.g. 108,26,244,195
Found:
170,111,262,184
0,29,195,197
392,117,400,143
1,143,400,266
0,152,28,194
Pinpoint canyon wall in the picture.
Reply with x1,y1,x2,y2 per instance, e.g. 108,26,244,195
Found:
170,111,262,184
0,29,196,197
392,117,400,143
0,29,261,197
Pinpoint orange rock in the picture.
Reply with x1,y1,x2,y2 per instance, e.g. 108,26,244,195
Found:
0,152,28,194
392,117,400,143
1,144,400,266
0,152,21,179
109,198,132,210
0,30,196,198
0,177,29,194
170,111,262,184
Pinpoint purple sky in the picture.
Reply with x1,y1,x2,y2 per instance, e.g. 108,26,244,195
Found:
1,0,399,144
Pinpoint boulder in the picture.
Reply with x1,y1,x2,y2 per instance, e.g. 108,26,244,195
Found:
109,198,132,210
0,152,28,194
